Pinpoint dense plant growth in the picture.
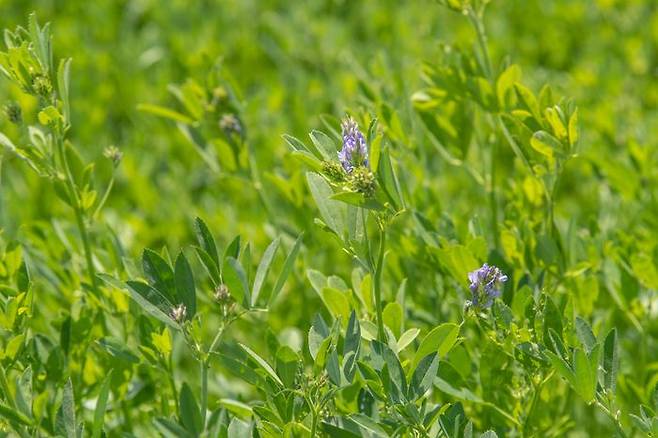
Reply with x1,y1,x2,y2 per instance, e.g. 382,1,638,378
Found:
0,1,657,436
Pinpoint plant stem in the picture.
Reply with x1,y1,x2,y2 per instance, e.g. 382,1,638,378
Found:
199,311,248,431
168,355,179,413
373,224,387,342
467,7,493,80
310,407,319,437
200,361,208,428
55,137,98,293
594,399,627,438
489,138,499,249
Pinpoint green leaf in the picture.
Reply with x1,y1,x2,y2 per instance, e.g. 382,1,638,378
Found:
321,288,351,321
568,108,579,146
222,257,250,307
99,274,178,329
309,129,337,161
543,296,563,345
143,248,176,302
179,383,202,436
238,343,283,387
269,233,303,305
377,147,403,210
530,131,561,158
92,370,113,438
137,103,195,124
155,417,194,438
396,328,420,353
326,346,342,386
382,302,403,337
373,341,407,403
574,346,599,402
496,64,521,108
343,311,361,383
545,350,576,390
174,252,196,318
0,403,32,426
218,399,253,419
227,418,252,437
57,58,71,124
282,133,308,152
61,379,76,438
194,218,219,268
307,172,346,237
308,314,329,360
275,346,300,388
96,338,140,363
194,247,221,287
602,328,619,393
14,366,32,419
251,238,280,307
412,323,460,369
575,317,596,353
409,353,440,400
514,82,541,121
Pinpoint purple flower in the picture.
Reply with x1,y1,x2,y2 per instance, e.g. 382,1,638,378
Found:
338,116,368,172
467,263,508,309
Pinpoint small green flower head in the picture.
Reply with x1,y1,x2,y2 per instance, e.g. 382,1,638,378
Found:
3,102,22,124
103,145,123,166
32,74,52,97
322,160,346,183
348,165,376,197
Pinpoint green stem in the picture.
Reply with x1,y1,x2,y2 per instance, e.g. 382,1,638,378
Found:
168,355,179,413
467,7,493,80
199,310,248,431
200,361,208,428
55,137,98,293
310,407,319,437
0,365,15,409
489,139,499,249
373,225,387,342
594,399,627,438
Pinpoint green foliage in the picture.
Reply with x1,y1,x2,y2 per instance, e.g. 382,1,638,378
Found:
0,1,657,436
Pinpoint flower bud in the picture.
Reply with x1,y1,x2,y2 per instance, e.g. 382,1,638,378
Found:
3,102,22,124
219,113,242,137
322,160,346,183
103,145,123,166
214,284,231,303
170,304,187,323
32,74,52,97
348,166,376,197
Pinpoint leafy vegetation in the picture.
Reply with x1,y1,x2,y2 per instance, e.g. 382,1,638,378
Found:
0,0,657,436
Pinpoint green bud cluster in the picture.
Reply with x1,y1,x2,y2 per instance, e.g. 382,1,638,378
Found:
3,102,22,124
322,160,346,183
348,166,376,197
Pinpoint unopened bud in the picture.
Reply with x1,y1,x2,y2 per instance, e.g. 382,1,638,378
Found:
32,74,52,97
322,160,346,183
3,102,22,124
348,166,376,197
170,304,187,323
103,145,123,166
219,113,242,137
214,284,231,303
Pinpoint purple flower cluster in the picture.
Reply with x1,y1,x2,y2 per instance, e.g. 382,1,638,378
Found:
467,263,508,309
338,116,368,172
